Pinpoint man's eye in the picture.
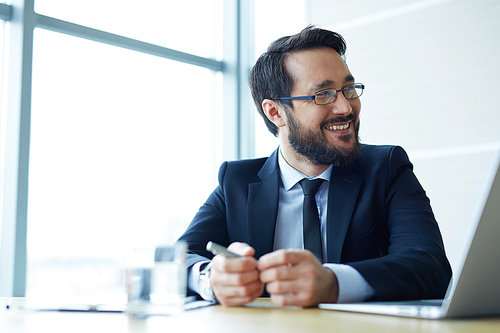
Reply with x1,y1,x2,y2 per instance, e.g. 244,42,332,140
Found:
317,90,333,98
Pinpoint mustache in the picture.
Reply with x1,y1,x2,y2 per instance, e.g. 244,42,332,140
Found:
321,113,356,128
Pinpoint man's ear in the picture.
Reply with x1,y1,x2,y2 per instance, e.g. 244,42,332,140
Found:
262,99,286,129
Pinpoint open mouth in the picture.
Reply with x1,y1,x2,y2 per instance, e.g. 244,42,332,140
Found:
325,121,351,131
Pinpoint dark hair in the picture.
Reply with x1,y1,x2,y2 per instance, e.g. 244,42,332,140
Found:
249,26,347,136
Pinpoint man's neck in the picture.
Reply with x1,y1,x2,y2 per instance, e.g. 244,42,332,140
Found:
279,145,330,178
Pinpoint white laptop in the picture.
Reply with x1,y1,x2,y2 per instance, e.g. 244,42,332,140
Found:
319,149,500,319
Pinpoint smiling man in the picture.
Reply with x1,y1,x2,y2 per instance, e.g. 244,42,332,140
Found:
267,47,362,172
178,26,452,307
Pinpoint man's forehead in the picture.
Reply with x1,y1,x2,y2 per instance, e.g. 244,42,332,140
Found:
285,48,353,92
311,76,355,92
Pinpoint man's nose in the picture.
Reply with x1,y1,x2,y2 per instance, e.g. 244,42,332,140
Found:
330,93,352,115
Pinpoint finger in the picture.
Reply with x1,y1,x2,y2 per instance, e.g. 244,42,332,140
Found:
214,280,264,299
260,264,296,284
266,266,339,307
212,254,258,273
219,296,258,307
227,242,255,257
217,291,262,307
214,281,264,307
270,292,314,308
261,256,326,285
211,268,261,287
258,249,313,271
265,279,299,295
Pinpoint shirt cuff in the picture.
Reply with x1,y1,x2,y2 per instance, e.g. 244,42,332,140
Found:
188,260,211,296
323,263,375,303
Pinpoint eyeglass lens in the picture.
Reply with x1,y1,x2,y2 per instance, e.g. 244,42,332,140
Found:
315,85,363,105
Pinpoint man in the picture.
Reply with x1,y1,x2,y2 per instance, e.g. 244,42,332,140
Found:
178,26,452,307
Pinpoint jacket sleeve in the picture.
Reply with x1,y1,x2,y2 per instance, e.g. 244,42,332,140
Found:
178,161,231,268
176,162,233,298
349,146,452,301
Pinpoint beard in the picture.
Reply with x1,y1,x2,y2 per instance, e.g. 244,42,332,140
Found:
286,109,362,167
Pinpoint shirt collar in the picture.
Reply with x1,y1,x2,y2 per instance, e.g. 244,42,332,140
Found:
278,147,333,191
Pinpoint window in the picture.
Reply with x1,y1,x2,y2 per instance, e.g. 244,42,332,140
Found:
0,0,227,299
26,28,221,298
35,0,221,59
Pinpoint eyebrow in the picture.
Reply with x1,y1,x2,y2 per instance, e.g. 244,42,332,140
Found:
310,75,355,93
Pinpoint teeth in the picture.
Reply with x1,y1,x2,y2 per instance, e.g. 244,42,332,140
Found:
327,122,350,131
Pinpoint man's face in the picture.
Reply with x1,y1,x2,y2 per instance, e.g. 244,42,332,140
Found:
282,47,362,166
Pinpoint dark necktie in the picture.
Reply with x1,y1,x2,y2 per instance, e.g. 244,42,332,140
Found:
299,178,325,263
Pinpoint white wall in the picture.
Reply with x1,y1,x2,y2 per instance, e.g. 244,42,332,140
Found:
309,0,500,270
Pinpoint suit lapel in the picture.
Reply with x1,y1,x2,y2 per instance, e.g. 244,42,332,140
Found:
326,163,364,263
247,149,280,259
244,148,364,262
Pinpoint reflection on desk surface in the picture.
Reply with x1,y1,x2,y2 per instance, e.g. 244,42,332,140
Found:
1,298,500,333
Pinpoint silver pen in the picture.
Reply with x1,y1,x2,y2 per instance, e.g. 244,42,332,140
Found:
206,241,242,258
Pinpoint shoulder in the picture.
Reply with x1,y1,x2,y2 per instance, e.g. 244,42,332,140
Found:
359,144,411,165
359,144,407,159
221,156,269,174
354,144,413,177
218,148,280,183
217,156,270,185
224,156,269,172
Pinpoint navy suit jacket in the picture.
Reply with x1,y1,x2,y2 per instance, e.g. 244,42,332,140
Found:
179,144,452,301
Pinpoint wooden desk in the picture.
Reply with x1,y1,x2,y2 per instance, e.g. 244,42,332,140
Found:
2,298,499,333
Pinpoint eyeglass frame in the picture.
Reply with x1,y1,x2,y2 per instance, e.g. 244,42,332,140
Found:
274,83,365,105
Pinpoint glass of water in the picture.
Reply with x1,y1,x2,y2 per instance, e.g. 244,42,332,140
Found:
125,241,187,317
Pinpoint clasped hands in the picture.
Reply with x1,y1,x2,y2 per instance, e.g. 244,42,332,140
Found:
209,242,339,307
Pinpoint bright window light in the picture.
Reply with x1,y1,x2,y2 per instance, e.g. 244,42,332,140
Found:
26,27,220,299
34,0,220,58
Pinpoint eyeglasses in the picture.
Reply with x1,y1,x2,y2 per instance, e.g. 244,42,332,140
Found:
275,83,365,105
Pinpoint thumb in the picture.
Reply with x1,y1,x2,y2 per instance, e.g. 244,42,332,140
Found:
227,242,255,257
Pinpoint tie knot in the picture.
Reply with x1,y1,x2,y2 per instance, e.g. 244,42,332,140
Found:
299,178,325,197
